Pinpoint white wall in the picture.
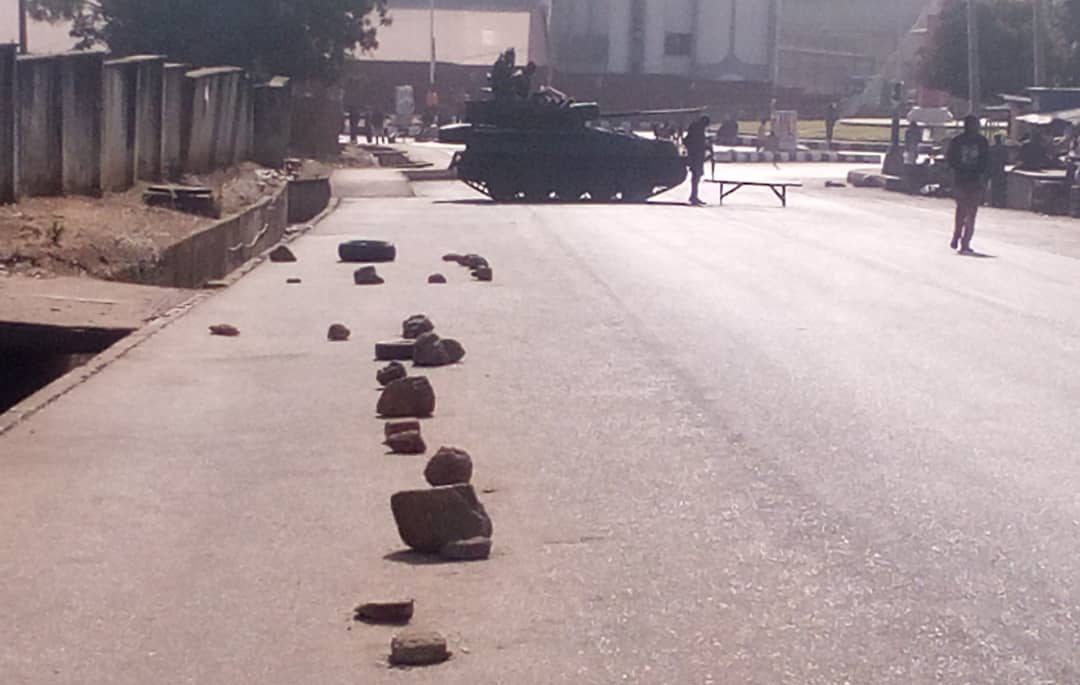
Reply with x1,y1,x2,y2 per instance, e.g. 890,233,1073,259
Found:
359,8,531,66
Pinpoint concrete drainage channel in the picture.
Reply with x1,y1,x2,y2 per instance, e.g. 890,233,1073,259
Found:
0,178,334,433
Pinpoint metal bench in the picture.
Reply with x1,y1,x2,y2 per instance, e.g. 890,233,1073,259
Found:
706,179,804,207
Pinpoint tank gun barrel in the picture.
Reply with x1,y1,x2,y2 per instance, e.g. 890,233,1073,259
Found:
599,107,707,119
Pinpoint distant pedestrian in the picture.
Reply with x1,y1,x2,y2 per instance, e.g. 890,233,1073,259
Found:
903,122,922,165
825,102,839,150
989,134,1009,208
684,115,710,206
946,114,990,254
756,118,770,152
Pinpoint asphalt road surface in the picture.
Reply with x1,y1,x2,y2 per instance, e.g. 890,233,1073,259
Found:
3,163,1080,684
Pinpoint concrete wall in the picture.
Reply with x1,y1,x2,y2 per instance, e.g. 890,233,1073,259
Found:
184,66,246,173
60,52,103,196
253,77,292,168
16,55,63,197
0,44,15,204
103,56,165,191
161,63,189,180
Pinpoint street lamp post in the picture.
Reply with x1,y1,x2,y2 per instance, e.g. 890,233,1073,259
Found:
18,0,29,54
1033,0,1045,87
966,0,980,114
429,0,436,86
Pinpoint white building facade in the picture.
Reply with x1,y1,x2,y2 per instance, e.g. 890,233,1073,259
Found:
551,0,778,82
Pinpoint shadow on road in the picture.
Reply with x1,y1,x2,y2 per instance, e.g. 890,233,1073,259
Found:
382,550,459,566
959,250,997,259
432,199,694,207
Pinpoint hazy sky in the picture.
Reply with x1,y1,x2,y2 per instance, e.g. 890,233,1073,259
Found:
1,0,77,53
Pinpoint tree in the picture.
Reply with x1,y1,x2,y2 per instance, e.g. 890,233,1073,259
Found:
917,0,1043,100
25,0,390,82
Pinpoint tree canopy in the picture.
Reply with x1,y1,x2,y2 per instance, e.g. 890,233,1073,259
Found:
917,0,1077,100
26,0,390,81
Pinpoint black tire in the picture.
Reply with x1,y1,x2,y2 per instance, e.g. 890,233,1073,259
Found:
339,240,397,263
375,339,416,361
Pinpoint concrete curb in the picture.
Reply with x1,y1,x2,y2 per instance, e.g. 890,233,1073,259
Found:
0,197,342,438
714,150,883,164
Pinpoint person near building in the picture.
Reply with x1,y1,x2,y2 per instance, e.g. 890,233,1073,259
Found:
825,102,839,150
946,115,990,254
684,115,711,206
756,118,770,152
903,122,922,165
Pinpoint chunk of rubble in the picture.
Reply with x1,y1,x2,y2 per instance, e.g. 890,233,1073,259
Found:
424,446,473,486
377,361,407,386
355,599,414,625
354,266,385,285
412,332,466,367
390,484,492,553
385,430,426,455
327,323,351,341
402,314,435,340
440,536,492,561
390,629,450,666
269,245,297,262
428,273,447,284
209,324,240,337
377,376,436,418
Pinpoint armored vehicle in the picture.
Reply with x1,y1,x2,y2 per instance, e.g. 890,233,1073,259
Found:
439,51,688,202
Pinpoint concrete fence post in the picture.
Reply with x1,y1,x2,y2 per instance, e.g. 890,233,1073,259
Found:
0,44,16,203
253,76,292,169
16,54,63,197
161,63,190,181
60,51,104,196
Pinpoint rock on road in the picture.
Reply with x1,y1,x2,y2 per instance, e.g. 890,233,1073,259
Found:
2,163,1080,683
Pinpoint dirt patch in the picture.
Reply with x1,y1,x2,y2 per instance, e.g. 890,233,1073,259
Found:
0,163,286,281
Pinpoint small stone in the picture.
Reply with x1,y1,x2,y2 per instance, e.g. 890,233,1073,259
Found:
424,446,473,486
354,266,384,285
355,599,414,625
390,484,492,553
472,266,493,282
269,245,297,262
286,277,302,284
442,253,463,262
209,324,240,337
377,361,407,386
459,254,487,269
377,376,436,418
327,323,351,341
384,419,421,439
428,273,447,284
385,430,426,454
440,536,492,561
413,332,466,367
402,314,434,340
390,629,450,667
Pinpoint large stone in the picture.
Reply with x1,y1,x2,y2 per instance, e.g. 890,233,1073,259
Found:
428,273,447,284
440,536,492,561
377,376,436,418
442,253,463,262
472,265,493,282
402,314,434,339
268,245,297,262
385,430,426,455
390,629,450,666
354,266,385,285
413,332,466,367
390,484,492,553
376,361,407,386
424,446,473,486
355,599,414,625
459,254,487,269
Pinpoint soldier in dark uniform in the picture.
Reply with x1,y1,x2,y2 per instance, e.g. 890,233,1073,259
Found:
684,115,711,206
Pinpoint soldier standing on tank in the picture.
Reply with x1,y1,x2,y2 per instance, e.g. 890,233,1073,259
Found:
685,115,711,206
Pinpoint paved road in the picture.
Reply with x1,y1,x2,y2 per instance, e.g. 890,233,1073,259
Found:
3,165,1080,684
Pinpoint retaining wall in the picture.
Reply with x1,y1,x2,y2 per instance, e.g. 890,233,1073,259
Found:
149,185,289,288
0,45,15,204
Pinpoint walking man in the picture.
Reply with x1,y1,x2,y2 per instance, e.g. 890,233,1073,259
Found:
946,114,990,254
685,115,710,206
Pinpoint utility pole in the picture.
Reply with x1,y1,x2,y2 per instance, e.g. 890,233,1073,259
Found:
966,0,980,114
18,0,28,54
1033,0,1046,87
429,0,436,86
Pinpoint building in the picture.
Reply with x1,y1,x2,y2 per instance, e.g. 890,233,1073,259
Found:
777,0,931,96
550,0,777,83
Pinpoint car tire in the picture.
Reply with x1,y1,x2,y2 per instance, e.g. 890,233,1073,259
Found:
339,240,397,263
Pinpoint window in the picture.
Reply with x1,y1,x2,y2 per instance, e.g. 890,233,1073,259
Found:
665,33,692,57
